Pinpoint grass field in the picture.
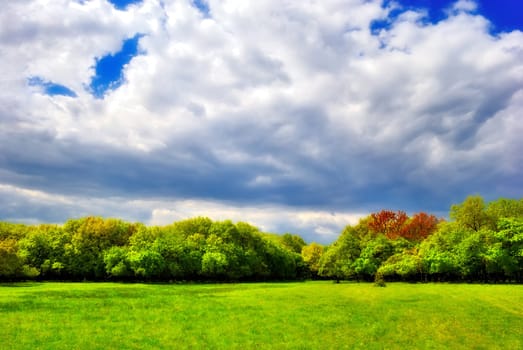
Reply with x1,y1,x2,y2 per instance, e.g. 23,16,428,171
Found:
0,281,522,349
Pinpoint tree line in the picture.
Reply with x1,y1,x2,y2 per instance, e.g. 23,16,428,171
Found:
0,196,522,283
0,217,308,281
317,196,523,283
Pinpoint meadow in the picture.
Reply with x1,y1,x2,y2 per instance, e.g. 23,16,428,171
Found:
0,281,521,349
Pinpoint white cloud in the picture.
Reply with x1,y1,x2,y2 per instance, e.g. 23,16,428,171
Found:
450,0,478,14
1,0,522,240
150,200,364,242
0,182,362,242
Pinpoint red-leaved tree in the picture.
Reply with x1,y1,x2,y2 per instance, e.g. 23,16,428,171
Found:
368,210,409,239
401,212,440,241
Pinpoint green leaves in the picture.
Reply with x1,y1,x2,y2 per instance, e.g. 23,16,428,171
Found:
318,196,523,283
450,195,489,231
1,195,523,283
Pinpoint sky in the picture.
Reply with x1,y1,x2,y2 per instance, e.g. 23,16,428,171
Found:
1,0,522,243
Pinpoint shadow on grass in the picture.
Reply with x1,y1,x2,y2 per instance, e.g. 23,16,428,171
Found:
0,282,40,288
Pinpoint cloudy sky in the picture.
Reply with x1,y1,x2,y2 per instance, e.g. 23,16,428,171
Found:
1,0,522,243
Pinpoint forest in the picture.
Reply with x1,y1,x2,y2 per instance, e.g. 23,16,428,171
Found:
0,195,522,283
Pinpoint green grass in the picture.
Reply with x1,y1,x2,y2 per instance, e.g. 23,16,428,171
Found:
0,281,521,349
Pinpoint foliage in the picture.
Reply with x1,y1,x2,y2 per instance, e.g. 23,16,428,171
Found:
450,195,489,232
0,216,306,282
301,242,324,277
318,226,361,281
377,249,422,280
280,233,307,253
401,212,440,241
368,210,409,239
1,195,522,283
352,235,394,279
318,196,523,283
0,223,39,279
486,198,523,229
489,218,523,280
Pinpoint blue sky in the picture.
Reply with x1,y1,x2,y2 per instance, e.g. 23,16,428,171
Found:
1,0,522,243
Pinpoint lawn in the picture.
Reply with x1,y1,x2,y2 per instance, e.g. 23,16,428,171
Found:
0,281,521,349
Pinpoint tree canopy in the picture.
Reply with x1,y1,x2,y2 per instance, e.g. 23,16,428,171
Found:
1,196,522,283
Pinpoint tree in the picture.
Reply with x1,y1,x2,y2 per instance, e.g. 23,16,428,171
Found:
260,239,298,280
64,217,136,279
401,212,440,241
172,217,213,237
485,198,523,230
17,225,53,276
418,222,466,281
491,218,523,281
208,220,240,243
0,239,24,279
0,238,38,280
202,233,239,280
235,222,271,279
450,195,489,232
103,246,131,278
301,243,324,277
368,210,408,239
128,249,165,279
182,233,206,278
0,222,29,241
352,235,393,280
280,233,307,254
201,251,229,278
0,217,309,282
153,235,193,280
454,230,490,281
377,249,422,281
318,226,361,281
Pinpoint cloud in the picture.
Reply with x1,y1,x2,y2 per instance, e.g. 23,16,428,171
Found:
0,0,522,242
150,200,364,242
451,0,478,13
0,183,361,243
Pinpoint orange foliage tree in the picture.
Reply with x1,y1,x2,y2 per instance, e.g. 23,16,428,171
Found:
401,212,440,241
368,210,439,241
368,210,409,239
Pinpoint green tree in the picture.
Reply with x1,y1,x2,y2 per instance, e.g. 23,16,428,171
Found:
450,195,489,232
490,218,523,281
172,217,213,237
202,233,237,279
260,239,298,280
280,233,307,254
201,251,229,278
128,249,165,279
352,235,393,280
17,225,53,276
454,230,490,281
485,198,523,230
418,222,465,281
318,226,361,281
103,246,131,278
377,249,422,281
64,217,136,279
301,242,324,277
